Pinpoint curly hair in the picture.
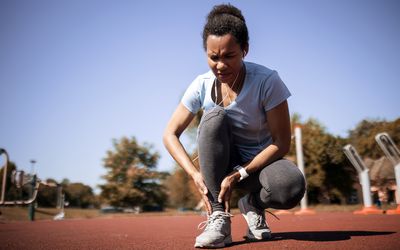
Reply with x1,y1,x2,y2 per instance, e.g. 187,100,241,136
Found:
202,4,249,50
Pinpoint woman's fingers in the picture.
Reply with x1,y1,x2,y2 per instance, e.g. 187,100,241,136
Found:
218,178,233,213
218,186,226,203
224,199,230,213
223,187,231,213
202,195,212,214
194,172,208,195
193,172,211,214
200,182,208,195
218,177,231,203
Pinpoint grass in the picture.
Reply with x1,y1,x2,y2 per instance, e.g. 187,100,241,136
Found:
0,206,204,222
0,206,101,222
1,204,398,222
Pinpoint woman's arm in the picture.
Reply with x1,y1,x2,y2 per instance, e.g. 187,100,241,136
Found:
163,103,212,214
218,100,291,211
243,100,291,173
163,103,198,176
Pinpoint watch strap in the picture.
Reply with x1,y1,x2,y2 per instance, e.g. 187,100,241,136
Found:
234,165,249,181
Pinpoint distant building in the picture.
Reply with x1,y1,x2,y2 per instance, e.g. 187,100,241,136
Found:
364,157,397,205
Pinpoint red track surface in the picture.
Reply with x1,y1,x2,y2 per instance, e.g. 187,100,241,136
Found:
1,212,399,249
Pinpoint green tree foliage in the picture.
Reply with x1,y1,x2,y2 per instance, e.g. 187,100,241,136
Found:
36,178,58,207
289,116,355,204
99,137,168,209
349,118,400,158
63,182,97,208
36,178,97,208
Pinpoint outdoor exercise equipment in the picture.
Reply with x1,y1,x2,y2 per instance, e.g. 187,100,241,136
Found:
343,144,383,214
54,192,66,220
0,148,60,220
293,126,315,215
375,132,400,214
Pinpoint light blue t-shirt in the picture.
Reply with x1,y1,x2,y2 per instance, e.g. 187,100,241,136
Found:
181,61,291,162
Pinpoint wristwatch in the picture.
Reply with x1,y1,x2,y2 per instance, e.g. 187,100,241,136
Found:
233,165,249,181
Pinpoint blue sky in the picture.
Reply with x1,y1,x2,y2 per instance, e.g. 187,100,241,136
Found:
1,0,399,192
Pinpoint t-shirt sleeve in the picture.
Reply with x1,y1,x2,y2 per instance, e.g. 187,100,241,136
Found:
181,76,202,114
261,71,291,112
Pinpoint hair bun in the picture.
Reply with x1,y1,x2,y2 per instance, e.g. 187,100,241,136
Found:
208,4,246,23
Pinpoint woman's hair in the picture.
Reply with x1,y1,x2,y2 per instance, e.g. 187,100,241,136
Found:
202,4,249,50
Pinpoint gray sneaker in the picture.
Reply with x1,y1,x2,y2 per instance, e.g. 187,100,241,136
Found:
194,211,232,248
238,194,271,240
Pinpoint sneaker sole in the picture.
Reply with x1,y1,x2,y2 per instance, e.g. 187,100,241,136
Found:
238,198,271,241
245,229,271,241
194,234,232,248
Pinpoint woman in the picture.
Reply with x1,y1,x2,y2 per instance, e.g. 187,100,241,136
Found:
163,4,305,248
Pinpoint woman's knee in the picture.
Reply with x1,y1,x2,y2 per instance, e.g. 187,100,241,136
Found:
198,106,230,140
258,159,306,209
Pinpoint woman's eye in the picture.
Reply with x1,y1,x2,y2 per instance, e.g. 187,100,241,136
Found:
225,54,236,59
210,56,218,61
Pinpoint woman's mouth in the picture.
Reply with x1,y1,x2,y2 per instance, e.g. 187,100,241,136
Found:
217,72,231,79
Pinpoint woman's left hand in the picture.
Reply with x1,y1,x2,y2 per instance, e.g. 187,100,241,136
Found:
218,173,240,213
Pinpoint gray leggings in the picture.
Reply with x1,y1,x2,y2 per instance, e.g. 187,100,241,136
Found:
198,106,306,212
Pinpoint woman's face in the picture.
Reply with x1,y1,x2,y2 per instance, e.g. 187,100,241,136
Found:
206,34,246,84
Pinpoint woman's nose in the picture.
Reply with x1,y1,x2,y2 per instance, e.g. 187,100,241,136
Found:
216,61,227,71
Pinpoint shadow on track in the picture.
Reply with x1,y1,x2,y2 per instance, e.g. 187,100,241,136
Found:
226,231,395,247
271,231,395,242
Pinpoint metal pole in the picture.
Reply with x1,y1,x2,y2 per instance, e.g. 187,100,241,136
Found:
343,144,382,214
394,163,400,204
29,174,36,221
57,185,62,209
28,160,36,221
343,145,371,207
360,170,373,207
294,126,308,210
375,132,400,204
1,149,9,204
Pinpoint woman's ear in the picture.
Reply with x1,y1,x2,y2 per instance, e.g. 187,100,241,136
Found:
242,44,249,58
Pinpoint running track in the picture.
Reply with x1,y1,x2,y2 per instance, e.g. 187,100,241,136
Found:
1,212,399,249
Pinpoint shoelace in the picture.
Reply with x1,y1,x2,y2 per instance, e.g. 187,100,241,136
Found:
249,211,267,229
266,209,280,220
249,210,280,229
197,212,233,231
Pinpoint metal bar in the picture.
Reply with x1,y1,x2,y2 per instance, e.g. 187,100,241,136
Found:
360,170,373,207
343,144,373,207
375,132,400,166
295,126,308,210
375,132,400,205
0,148,9,204
343,144,366,173
395,164,400,204
1,181,40,205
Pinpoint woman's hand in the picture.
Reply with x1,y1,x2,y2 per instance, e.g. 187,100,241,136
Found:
163,104,212,213
218,173,240,213
192,172,212,215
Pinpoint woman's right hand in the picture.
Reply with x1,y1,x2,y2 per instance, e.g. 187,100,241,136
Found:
192,171,212,215
163,104,211,213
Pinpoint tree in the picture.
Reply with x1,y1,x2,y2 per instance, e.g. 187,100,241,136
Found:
349,118,400,158
35,178,98,208
36,178,58,207
63,182,96,208
165,165,200,209
289,117,355,204
99,137,168,209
